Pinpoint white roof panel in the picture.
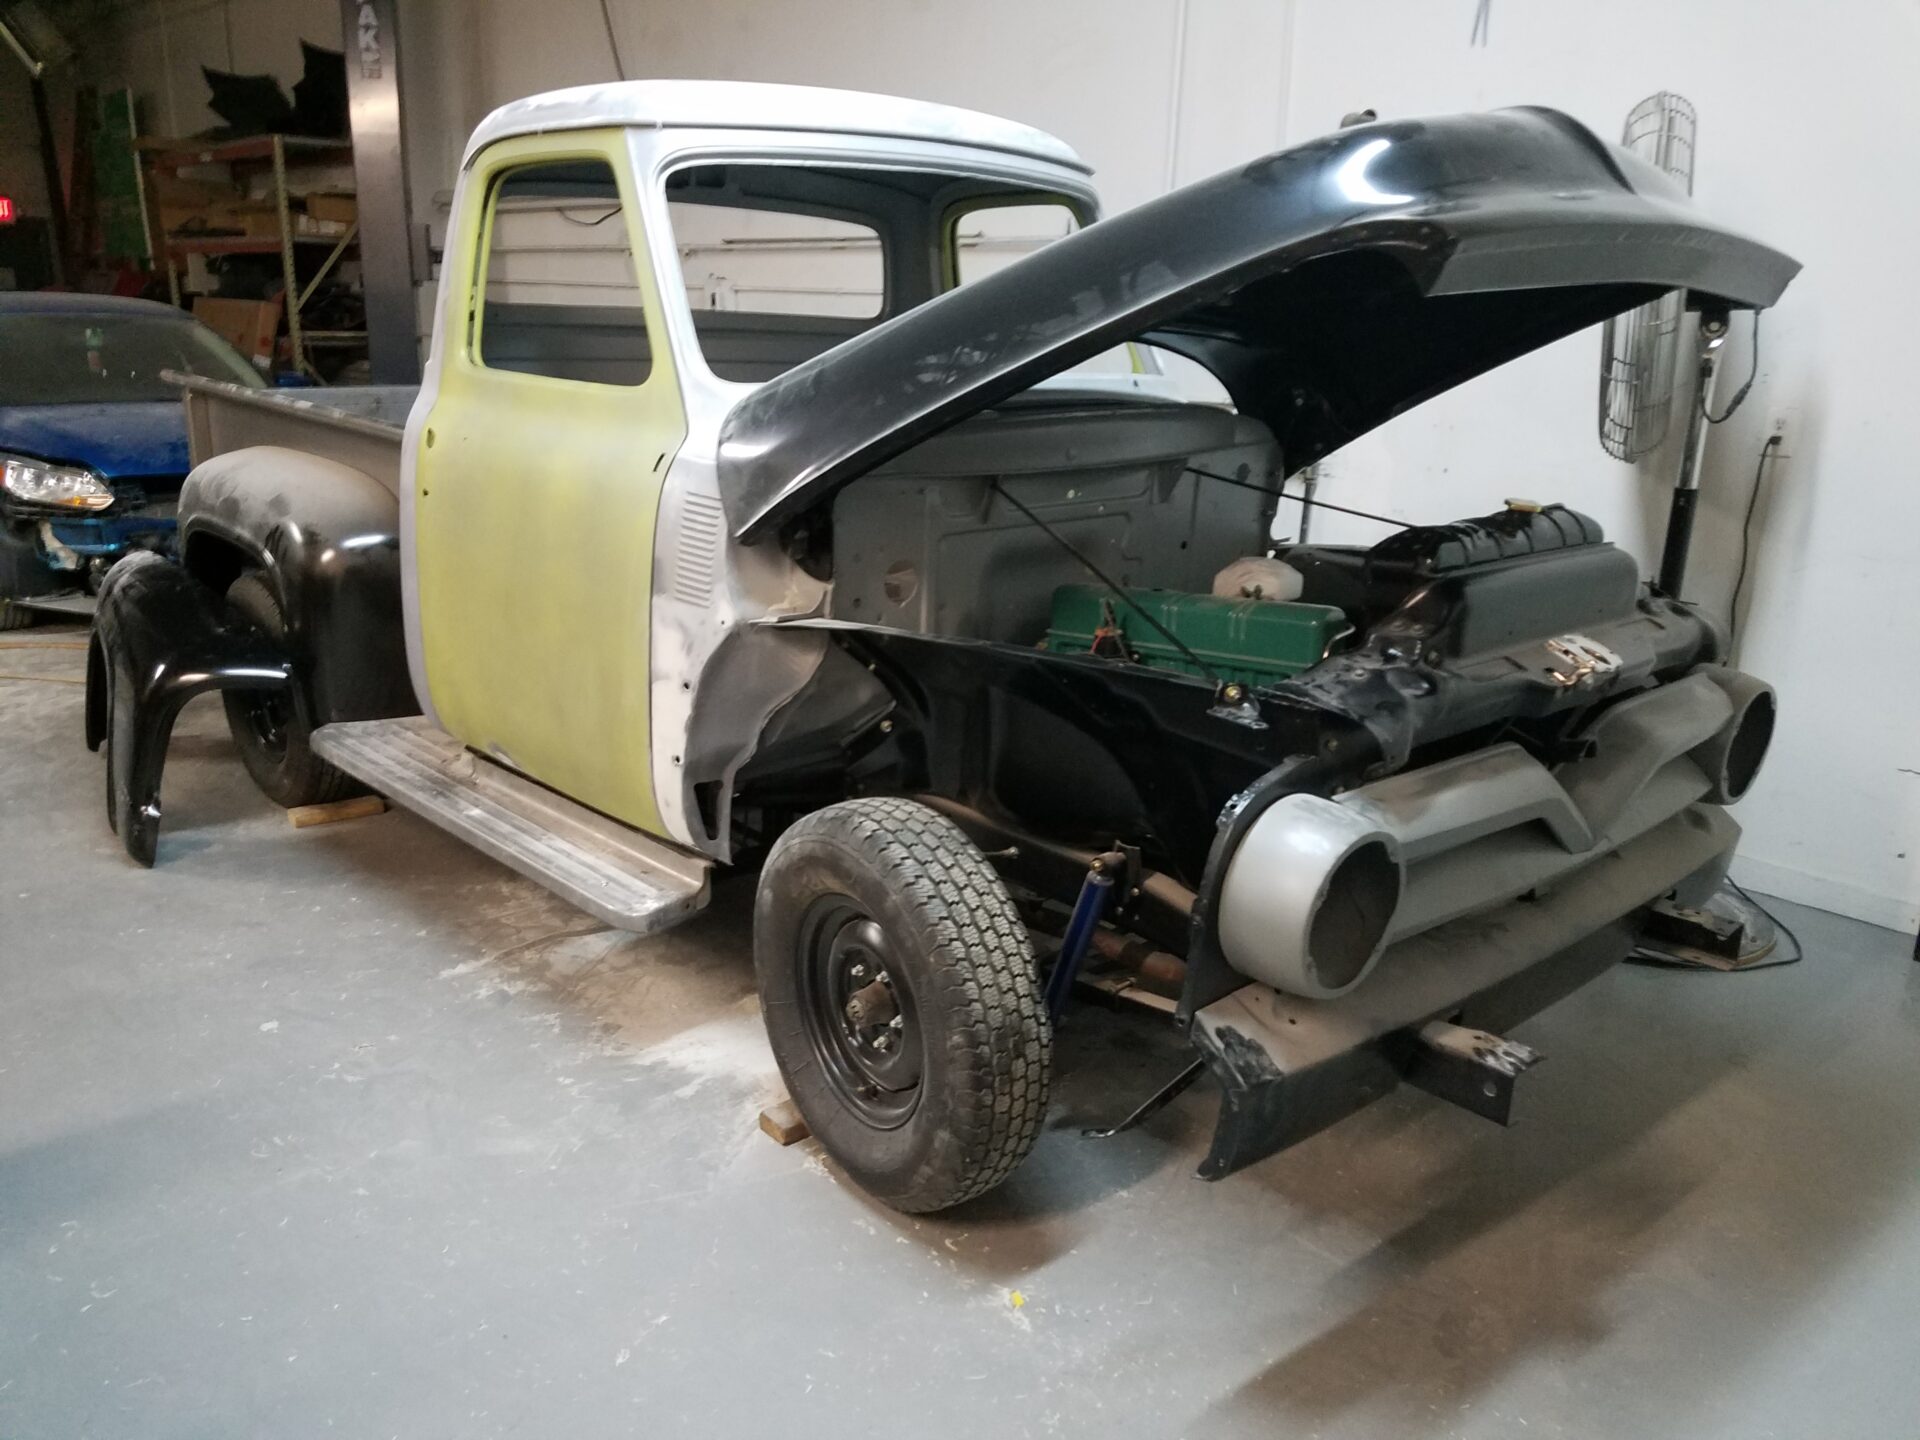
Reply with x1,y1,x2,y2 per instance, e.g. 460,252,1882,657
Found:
463,79,1088,173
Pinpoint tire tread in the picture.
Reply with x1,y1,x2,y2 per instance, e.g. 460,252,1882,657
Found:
762,797,1051,1212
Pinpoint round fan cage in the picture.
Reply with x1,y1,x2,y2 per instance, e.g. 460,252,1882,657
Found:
1598,92,1698,462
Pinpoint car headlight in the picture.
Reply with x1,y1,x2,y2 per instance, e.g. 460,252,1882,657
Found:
1,454,114,511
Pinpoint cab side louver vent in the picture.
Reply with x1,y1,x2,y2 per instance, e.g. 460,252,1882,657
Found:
669,493,725,606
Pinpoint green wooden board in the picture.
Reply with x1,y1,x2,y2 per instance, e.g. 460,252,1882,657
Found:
94,88,150,266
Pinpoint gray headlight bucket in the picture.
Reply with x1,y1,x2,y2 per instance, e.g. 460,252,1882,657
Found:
1689,667,1776,805
1217,793,1404,999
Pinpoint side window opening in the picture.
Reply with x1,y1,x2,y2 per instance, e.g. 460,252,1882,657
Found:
475,158,653,387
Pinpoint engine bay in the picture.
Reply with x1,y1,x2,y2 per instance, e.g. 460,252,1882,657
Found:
1038,500,1633,691
821,398,1647,698
758,393,1720,884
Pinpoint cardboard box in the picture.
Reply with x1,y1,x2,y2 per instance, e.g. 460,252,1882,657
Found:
149,171,237,207
193,294,284,372
295,215,351,239
161,194,278,242
304,192,357,226
237,207,282,240
152,173,243,237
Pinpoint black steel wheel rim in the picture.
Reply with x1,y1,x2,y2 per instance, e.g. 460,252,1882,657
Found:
240,690,291,761
796,894,923,1128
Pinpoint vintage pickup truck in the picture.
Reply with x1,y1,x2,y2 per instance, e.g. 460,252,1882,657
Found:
86,81,1797,1213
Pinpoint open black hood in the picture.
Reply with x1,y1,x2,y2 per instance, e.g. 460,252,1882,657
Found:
720,107,1799,542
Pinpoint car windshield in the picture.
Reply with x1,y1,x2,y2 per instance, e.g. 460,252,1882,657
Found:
0,311,265,405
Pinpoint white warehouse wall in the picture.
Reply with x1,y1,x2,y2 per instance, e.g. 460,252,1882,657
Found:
395,0,1296,241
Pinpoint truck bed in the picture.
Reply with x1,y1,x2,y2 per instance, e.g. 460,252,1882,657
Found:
166,372,417,498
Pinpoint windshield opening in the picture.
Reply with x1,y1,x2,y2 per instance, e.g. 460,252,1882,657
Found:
942,196,1228,402
660,160,1100,384
0,311,265,406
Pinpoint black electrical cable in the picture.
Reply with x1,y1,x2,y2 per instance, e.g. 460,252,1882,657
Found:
1185,464,1411,530
989,480,1226,688
1726,877,1805,967
1729,433,1782,654
1702,308,1762,424
597,0,629,81
1629,876,1805,973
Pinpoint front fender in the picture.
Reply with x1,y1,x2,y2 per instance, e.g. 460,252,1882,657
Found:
179,446,416,724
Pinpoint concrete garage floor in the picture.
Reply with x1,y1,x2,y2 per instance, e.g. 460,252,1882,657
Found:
4,626,1919,1439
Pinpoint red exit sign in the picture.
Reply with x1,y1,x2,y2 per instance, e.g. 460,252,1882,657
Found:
0,195,15,224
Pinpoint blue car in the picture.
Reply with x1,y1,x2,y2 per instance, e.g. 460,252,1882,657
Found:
0,292,265,628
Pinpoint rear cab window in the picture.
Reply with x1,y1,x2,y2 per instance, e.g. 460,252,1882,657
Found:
663,163,889,384
672,201,883,320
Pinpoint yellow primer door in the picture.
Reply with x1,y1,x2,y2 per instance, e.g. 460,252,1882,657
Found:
414,131,686,833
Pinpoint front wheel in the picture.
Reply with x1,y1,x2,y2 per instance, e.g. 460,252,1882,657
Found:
755,797,1052,1213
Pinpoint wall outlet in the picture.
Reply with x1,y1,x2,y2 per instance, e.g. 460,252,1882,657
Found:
1767,405,1800,460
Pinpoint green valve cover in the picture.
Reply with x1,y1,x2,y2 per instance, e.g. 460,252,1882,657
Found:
1045,584,1347,687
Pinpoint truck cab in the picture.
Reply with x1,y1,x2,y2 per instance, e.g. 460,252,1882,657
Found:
406,82,1114,851
87,82,1798,1215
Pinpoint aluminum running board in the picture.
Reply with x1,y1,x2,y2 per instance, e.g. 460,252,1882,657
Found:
311,717,711,934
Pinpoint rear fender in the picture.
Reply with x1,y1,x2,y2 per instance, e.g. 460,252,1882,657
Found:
178,446,415,724
86,552,292,866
